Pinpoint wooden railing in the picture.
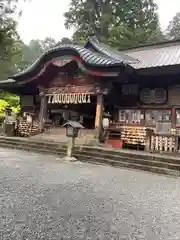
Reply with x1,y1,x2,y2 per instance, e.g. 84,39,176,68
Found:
146,134,179,153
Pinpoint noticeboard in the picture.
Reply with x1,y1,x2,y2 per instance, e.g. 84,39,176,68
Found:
66,125,74,137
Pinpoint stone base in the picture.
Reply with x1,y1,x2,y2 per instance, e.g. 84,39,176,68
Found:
60,156,77,162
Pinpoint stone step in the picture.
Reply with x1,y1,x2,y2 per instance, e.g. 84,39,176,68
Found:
0,142,66,156
0,137,180,177
74,150,180,171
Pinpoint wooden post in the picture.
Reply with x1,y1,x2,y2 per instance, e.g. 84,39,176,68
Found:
145,135,151,151
67,137,75,157
39,87,47,132
172,107,176,127
95,94,104,140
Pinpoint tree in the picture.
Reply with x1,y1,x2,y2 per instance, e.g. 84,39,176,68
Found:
64,0,114,42
109,22,165,49
15,37,57,73
0,0,24,114
29,39,43,58
39,37,57,51
0,19,21,78
64,0,163,47
0,0,23,78
29,37,57,54
60,37,72,44
166,12,180,40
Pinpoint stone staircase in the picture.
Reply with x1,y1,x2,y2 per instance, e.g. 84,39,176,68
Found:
0,136,180,177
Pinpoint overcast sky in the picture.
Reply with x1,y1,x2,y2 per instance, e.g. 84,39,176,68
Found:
16,0,180,44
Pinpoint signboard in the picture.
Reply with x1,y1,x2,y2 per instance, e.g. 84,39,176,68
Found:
47,93,91,104
140,88,167,104
168,85,180,106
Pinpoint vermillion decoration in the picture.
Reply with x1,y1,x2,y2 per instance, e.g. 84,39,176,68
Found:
47,93,91,104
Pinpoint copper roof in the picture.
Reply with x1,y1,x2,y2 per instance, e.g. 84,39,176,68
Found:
125,40,180,69
87,36,180,70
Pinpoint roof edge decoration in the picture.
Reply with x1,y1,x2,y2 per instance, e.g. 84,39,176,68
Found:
8,41,134,82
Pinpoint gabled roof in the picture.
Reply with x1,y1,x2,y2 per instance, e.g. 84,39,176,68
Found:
62,121,84,129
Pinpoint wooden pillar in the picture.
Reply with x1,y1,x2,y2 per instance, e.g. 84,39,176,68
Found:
172,107,176,127
95,94,104,140
39,88,47,132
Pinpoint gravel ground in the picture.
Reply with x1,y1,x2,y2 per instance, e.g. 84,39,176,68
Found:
0,148,180,239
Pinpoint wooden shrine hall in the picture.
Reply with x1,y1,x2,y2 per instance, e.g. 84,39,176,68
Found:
2,36,180,152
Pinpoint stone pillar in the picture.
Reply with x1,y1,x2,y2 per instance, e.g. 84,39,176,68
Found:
95,94,104,140
39,88,47,132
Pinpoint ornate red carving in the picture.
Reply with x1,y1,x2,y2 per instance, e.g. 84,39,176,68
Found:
45,85,97,94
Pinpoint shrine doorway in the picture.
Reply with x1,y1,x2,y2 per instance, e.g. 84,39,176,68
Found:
47,95,97,129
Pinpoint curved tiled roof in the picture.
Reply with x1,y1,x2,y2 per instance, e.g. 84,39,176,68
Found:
10,43,126,81
85,36,139,64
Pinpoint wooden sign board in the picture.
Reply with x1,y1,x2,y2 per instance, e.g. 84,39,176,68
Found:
168,85,180,106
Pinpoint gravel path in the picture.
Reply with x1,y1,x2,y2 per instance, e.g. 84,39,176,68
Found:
0,148,180,239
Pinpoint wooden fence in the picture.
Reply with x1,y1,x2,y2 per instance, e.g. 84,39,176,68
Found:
146,134,179,153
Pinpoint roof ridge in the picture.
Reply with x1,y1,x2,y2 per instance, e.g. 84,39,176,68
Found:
120,38,180,51
86,37,139,64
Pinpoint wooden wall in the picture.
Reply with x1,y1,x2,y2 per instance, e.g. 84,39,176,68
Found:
108,74,180,128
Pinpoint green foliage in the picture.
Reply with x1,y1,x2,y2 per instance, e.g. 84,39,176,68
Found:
64,0,164,47
166,12,180,40
108,23,165,49
0,0,23,114
0,19,20,77
0,99,9,116
0,91,20,115
39,37,57,51
60,37,73,44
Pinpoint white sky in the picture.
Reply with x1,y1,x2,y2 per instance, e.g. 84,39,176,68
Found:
16,0,180,44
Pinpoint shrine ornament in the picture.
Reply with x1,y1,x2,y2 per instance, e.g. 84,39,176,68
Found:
47,93,91,104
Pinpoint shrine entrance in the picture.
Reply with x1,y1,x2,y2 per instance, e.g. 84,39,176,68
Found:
46,94,97,129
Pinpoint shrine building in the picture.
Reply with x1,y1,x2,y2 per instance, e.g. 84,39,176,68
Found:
2,36,180,152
